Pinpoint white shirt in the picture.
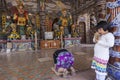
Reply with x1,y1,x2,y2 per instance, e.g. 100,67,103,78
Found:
93,33,115,60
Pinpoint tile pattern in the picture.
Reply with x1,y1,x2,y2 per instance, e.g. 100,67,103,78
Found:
0,62,54,80
0,52,54,80
0,45,95,80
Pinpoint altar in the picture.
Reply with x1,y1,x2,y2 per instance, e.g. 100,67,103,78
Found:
11,40,34,51
0,40,34,52
40,40,60,49
0,0,82,51
63,37,81,48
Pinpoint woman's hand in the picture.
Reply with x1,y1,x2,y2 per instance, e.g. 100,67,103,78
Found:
94,32,100,43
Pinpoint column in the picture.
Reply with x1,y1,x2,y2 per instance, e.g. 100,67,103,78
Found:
106,0,120,79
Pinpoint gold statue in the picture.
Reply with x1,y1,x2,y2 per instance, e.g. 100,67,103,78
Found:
8,23,20,39
13,3,28,35
60,26,64,35
26,25,35,39
71,24,78,37
58,9,72,36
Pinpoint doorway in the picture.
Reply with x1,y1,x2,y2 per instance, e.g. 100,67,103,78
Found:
79,22,86,43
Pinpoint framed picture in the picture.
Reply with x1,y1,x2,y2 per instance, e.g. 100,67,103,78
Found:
44,32,53,40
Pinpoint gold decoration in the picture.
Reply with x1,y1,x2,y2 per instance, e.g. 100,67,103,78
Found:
36,14,40,28
17,17,26,26
2,14,6,31
61,17,68,27
8,23,20,39
71,24,79,37
60,26,64,35
26,25,35,37
54,29,61,39
13,1,28,35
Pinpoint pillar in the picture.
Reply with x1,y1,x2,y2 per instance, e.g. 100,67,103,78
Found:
106,0,120,79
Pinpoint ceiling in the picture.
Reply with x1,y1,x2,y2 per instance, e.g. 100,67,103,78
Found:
6,0,72,13
4,0,97,16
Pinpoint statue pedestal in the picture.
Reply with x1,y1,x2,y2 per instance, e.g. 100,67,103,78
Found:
63,37,81,48
0,40,7,52
11,40,34,51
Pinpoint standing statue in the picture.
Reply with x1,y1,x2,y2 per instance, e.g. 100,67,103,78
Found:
26,25,35,39
71,24,79,37
13,3,28,37
58,9,72,37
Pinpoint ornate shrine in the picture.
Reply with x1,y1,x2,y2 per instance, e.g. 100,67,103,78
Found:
0,0,36,52
0,0,82,51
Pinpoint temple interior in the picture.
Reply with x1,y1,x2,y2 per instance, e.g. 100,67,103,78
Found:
0,0,120,80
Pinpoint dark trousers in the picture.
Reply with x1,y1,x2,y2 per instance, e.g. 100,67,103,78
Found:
53,49,68,64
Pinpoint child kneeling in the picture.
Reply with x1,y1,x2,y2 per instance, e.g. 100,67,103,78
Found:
53,49,75,77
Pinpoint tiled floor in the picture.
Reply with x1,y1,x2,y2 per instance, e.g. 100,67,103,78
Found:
52,69,95,80
0,44,95,80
